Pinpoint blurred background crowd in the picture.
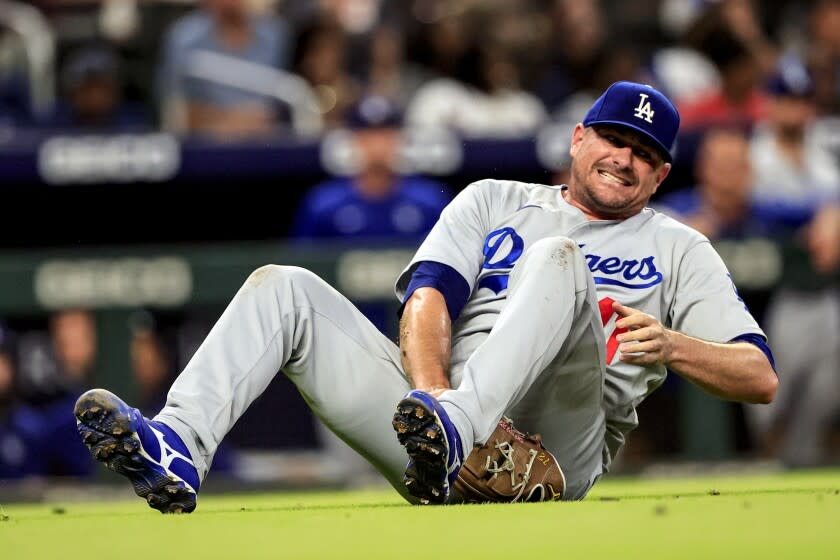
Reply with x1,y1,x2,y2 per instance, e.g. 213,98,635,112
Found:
1,0,840,495
0,0,837,139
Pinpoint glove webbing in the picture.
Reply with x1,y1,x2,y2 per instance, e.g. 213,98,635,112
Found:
484,440,539,502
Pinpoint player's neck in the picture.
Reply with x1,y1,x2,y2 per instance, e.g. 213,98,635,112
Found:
562,188,626,221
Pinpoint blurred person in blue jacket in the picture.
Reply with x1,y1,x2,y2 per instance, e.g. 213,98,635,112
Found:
0,318,94,480
293,94,451,243
40,44,150,132
0,335,27,479
291,95,450,485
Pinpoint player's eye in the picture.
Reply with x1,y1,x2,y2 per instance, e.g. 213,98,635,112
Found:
634,147,653,162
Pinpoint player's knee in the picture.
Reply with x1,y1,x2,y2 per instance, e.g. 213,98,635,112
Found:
526,236,583,267
245,265,322,293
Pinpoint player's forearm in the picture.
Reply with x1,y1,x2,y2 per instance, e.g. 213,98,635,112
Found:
399,287,452,392
664,331,777,404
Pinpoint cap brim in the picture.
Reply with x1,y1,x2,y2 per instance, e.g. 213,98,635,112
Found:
585,119,673,163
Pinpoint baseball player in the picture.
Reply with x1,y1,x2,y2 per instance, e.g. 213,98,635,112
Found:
74,81,777,512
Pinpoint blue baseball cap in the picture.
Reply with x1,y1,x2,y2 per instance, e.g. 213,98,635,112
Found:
346,95,403,130
582,81,680,162
766,55,814,98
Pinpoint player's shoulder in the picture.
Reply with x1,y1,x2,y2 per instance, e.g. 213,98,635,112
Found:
463,178,560,209
639,207,710,245
467,178,559,197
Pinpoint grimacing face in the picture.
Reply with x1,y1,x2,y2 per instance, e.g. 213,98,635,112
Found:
566,124,671,220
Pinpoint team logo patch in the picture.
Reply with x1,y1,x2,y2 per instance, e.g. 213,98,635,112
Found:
633,93,655,124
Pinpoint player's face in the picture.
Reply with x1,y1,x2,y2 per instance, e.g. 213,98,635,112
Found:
567,124,671,220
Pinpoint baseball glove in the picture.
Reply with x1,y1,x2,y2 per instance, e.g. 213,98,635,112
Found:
453,417,566,503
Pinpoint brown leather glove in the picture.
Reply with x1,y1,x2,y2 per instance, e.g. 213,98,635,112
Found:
454,417,566,503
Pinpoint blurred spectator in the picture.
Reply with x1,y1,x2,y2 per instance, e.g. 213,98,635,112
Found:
716,0,778,74
50,308,97,389
0,316,94,480
406,13,471,83
656,128,772,239
40,44,150,132
750,56,840,250
807,0,840,115
130,324,172,416
745,57,840,467
405,43,547,137
156,0,298,138
0,1,54,126
0,333,26,479
678,26,770,132
364,24,426,108
291,94,450,484
552,40,648,125
293,94,451,244
653,0,723,107
537,0,608,112
292,18,360,130
0,25,32,126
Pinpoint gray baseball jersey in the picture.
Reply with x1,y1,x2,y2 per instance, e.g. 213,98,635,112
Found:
396,179,765,463
155,178,765,504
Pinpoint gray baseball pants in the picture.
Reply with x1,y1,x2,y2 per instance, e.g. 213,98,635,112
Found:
155,236,606,501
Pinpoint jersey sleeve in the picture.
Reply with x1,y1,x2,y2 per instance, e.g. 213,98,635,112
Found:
669,240,765,342
395,180,496,301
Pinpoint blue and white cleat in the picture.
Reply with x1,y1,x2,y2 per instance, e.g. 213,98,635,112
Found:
74,389,200,514
391,390,464,505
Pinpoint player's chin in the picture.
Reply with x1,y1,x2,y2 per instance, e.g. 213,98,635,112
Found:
590,195,638,217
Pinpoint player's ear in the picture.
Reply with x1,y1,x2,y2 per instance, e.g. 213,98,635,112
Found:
653,162,671,191
569,123,586,158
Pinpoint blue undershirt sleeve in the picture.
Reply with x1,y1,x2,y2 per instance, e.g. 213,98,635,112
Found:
730,333,776,373
400,261,471,322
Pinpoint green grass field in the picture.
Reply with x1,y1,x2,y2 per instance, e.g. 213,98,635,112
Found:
2,469,839,559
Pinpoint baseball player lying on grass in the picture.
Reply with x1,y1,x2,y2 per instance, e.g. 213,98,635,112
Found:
74,81,777,511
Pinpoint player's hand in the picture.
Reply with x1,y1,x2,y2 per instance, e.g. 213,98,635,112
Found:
613,301,673,366
806,206,840,274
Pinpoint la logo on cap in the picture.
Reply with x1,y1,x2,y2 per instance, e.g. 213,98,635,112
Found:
633,93,655,124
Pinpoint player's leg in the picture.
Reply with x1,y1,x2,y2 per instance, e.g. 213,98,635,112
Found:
77,265,416,511
395,237,606,501
772,291,840,466
745,291,831,461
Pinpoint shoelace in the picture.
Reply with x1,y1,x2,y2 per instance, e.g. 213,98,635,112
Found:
484,441,539,502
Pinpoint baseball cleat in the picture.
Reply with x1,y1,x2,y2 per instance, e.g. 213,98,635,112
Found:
74,389,200,514
392,390,464,505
